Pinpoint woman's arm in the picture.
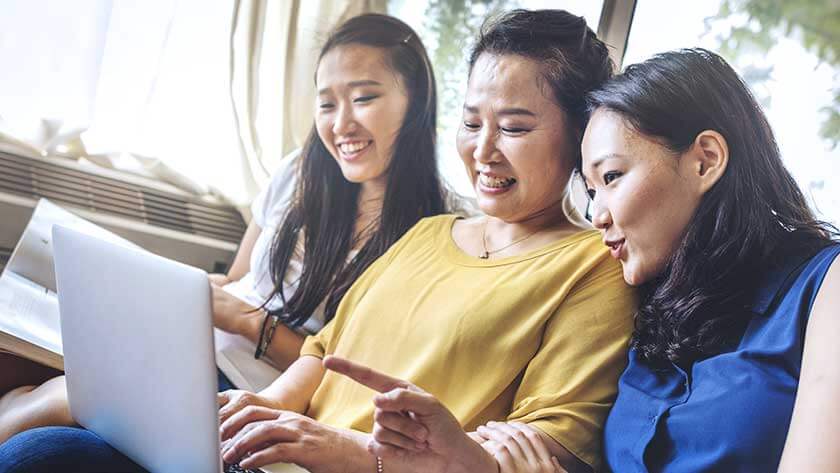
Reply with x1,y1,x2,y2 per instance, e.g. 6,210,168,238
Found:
211,220,262,284
260,354,324,413
211,282,304,370
778,256,840,471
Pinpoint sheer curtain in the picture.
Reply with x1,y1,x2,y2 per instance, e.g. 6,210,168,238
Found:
0,0,384,208
0,0,111,156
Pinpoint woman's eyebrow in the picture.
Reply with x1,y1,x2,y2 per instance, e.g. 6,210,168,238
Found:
317,79,383,96
589,153,627,170
346,79,383,89
496,107,536,117
462,104,536,117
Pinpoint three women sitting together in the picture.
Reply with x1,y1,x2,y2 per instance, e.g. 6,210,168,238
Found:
0,8,837,473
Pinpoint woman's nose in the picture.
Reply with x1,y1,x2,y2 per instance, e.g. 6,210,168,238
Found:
590,199,612,230
333,105,357,135
473,128,498,164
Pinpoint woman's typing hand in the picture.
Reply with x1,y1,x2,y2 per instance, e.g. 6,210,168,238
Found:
219,405,374,472
218,390,286,438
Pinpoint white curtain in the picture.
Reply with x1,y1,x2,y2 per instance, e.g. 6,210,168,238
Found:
0,0,243,199
229,0,387,200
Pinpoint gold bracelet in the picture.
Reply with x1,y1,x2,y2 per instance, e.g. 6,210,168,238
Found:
376,456,383,473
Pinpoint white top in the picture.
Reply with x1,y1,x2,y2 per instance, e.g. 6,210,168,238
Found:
215,150,478,391
222,150,329,336
216,150,337,391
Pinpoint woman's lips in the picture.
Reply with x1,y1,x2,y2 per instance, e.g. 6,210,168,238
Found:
608,239,625,260
337,140,372,161
477,172,516,195
477,180,515,195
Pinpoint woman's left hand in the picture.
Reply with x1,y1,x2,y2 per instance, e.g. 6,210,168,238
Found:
475,422,567,473
220,406,371,471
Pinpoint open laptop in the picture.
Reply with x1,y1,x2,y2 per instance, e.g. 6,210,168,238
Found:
52,226,307,473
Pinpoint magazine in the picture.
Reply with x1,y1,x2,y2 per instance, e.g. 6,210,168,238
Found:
0,198,139,369
0,198,279,393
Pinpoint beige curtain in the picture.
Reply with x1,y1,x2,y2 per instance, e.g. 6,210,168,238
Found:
229,0,387,204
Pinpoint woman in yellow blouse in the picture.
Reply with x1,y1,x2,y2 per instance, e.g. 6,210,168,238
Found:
218,10,635,473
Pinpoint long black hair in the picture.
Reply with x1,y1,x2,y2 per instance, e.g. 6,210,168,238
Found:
266,14,444,327
586,48,837,366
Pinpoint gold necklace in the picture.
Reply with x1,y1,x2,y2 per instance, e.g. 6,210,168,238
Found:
479,218,542,259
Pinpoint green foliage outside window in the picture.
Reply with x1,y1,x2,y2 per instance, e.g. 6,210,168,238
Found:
710,0,840,148
422,0,518,130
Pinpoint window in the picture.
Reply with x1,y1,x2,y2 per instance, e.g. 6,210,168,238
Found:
624,0,839,226
388,0,604,196
0,0,245,201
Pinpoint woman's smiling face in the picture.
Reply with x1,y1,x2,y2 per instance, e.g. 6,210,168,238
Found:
581,109,704,286
315,44,409,192
456,53,575,223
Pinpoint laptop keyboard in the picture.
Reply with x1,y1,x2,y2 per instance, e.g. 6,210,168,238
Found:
224,463,263,473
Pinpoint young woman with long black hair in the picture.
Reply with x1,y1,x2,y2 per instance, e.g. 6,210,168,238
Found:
585,48,840,473
0,13,457,472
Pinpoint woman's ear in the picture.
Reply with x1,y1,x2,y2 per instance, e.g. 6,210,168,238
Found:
691,130,729,194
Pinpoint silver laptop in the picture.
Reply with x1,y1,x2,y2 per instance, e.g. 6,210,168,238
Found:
53,226,305,473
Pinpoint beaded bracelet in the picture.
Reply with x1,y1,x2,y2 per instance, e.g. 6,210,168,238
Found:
376,456,383,473
254,311,280,360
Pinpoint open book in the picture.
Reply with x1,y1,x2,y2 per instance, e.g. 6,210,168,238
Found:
0,199,140,370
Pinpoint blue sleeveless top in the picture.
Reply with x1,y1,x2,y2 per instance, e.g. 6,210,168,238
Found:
604,243,840,473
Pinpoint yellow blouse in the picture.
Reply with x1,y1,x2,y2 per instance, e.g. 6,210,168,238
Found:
301,215,637,469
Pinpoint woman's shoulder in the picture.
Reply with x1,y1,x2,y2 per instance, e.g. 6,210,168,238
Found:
383,214,460,251
252,149,302,227
751,241,840,317
787,242,840,297
809,242,840,264
547,228,609,263
266,149,302,189
409,214,461,236
558,229,628,291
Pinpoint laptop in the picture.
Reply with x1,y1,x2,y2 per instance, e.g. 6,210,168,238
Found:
52,226,307,473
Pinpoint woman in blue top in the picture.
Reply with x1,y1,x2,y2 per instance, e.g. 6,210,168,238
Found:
579,48,840,472
328,49,840,472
